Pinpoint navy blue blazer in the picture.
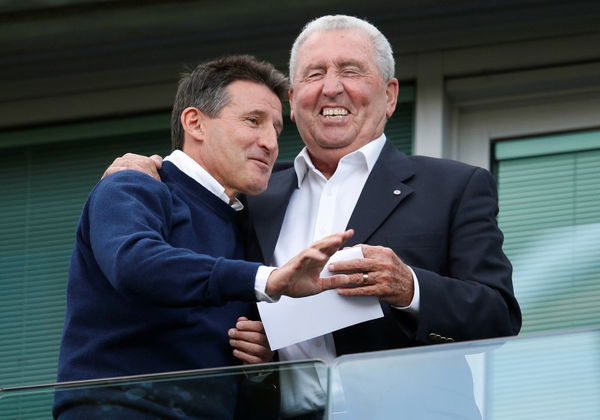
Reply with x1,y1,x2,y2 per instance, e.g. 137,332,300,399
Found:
246,140,521,356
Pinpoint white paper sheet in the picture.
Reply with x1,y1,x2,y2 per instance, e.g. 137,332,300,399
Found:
257,247,384,350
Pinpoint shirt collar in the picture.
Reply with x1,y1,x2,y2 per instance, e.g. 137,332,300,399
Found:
292,134,387,187
164,149,244,211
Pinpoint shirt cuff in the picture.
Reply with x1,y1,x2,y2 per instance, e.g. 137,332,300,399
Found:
255,265,279,302
391,266,420,314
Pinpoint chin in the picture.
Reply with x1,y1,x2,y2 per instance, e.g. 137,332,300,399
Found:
314,135,355,149
244,181,269,196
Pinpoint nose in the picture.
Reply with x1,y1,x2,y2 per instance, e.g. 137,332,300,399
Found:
258,126,279,156
322,72,343,97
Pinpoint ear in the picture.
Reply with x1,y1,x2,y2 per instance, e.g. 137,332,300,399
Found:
180,107,207,141
385,78,399,118
288,88,296,122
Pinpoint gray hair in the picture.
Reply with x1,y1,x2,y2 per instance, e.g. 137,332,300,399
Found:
289,15,395,83
171,55,288,151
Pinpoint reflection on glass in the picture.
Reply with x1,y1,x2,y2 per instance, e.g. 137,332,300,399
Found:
328,329,599,420
0,360,327,420
1,330,598,419
330,343,484,420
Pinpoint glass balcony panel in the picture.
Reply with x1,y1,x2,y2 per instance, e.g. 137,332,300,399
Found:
2,330,598,419
0,360,328,420
329,329,600,420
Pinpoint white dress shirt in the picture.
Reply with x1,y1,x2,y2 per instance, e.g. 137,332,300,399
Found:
164,150,275,302
273,135,420,414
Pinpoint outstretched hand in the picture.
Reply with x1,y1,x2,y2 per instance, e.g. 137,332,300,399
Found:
102,153,163,181
266,229,355,298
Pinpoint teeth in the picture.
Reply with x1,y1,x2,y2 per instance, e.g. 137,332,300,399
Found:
322,108,348,117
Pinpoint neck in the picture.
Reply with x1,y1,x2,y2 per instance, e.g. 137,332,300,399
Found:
307,151,340,179
181,145,237,202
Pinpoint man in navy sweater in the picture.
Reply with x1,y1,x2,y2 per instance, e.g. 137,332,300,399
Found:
55,55,354,419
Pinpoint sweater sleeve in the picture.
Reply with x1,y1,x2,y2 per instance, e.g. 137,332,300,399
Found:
85,171,260,307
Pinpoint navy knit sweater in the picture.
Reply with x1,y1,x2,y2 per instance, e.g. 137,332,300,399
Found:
57,162,261,382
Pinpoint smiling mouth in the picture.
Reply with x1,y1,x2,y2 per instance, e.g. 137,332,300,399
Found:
321,107,349,119
249,157,271,168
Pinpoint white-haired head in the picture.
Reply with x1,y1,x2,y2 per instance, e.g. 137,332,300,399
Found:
289,15,395,84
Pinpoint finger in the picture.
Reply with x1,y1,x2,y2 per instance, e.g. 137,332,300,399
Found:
116,153,161,178
230,335,270,353
342,229,354,242
328,258,377,274
137,161,160,180
102,166,126,179
232,349,272,365
311,235,343,251
315,236,347,258
229,329,267,344
343,272,376,286
123,163,159,181
298,248,328,265
230,335,272,361
323,229,353,253
150,154,164,169
360,244,392,258
320,274,353,290
234,319,265,333
233,348,266,364
102,161,160,181
324,273,374,289
312,229,353,250
337,284,380,297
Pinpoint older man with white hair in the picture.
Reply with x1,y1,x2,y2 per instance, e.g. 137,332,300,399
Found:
242,12,519,354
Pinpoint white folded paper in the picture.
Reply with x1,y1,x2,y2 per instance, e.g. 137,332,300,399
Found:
257,247,384,350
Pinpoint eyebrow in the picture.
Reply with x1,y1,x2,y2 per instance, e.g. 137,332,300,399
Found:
301,64,325,74
336,60,366,70
301,60,366,76
246,109,283,133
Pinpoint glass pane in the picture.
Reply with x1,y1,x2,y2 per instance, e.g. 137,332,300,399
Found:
0,360,328,420
329,329,600,420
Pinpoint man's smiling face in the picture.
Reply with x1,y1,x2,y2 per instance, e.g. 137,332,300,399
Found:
196,80,282,197
289,29,398,168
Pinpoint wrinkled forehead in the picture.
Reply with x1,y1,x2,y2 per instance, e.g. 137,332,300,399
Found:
299,27,373,54
294,29,378,73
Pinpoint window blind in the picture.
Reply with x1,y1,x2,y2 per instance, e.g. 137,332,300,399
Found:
495,129,600,334
0,115,171,417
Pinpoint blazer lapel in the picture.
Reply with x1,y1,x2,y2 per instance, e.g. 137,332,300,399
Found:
345,141,415,246
246,168,297,265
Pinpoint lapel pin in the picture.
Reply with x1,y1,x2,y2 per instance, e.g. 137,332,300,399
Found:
393,189,401,196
